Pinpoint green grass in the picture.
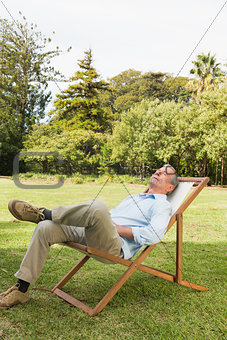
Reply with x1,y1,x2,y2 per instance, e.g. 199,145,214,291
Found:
0,178,226,339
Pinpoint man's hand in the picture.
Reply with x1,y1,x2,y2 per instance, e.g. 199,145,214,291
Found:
113,222,134,240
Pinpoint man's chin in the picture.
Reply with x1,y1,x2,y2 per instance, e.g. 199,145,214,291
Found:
149,178,158,185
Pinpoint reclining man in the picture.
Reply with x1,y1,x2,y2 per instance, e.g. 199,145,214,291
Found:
0,164,178,309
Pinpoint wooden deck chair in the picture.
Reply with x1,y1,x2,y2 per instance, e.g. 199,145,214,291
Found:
52,177,209,316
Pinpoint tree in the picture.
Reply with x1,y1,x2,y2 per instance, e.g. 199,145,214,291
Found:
50,49,112,132
100,69,190,116
23,124,107,175
162,76,191,103
196,82,227,184
0,15,65,174
106,69,142,114
188,52,224,93
111,99,183,179
111,85,226,184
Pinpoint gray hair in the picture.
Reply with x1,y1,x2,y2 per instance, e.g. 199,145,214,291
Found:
163,164,179,194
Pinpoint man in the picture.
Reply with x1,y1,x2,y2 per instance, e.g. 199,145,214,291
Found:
0,164,178,309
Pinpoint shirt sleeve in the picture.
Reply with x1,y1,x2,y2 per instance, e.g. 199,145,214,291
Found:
131,200,172,246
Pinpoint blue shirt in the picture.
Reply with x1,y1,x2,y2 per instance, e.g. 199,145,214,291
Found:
110,193,172,259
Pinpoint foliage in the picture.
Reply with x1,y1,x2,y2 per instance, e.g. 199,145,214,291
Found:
187,52,225,95
23,125,108,175
23,50,115,176
100,69,191,115
112,99,163,178
50,49,112,132
23,80,226,184
163,76,192,102
196,82,227,184
111,81,226,183
0,15,65,174
1,39,226,185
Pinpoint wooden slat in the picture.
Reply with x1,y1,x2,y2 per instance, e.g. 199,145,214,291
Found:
178,177,207,182
180,280,208,291
52,255,89,291
137,264,175,282
92,245,156,315
54,288,94,315
66,241,132,266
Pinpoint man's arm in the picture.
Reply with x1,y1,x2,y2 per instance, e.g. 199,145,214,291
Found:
131,201,172,246
113,223,134,240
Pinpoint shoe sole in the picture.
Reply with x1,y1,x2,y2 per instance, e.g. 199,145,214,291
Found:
0,298,30,310
0,304,11,310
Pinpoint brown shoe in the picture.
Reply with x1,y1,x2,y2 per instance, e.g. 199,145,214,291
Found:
0,286,29,309
8,200,45,224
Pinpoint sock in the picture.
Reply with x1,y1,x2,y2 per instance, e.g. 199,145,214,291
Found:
43,209,52,220
16,279,30,293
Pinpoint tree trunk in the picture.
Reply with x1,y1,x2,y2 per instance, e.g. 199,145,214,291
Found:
221,158,224,186
215,159,219,185
139,163,145,181
42,159,48,173
176,155,181,175
202,157,207,176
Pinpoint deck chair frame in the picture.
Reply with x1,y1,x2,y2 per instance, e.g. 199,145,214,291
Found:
52,177,209,316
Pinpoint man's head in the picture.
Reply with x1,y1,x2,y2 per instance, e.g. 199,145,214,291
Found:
148,164,179,195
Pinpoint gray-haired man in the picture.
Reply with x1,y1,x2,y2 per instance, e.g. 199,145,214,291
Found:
0,165,178,309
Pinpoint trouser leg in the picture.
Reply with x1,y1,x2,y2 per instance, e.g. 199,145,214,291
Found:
15,220,86,284
52,200,122,257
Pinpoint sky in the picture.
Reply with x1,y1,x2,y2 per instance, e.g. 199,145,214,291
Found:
1,0,226,109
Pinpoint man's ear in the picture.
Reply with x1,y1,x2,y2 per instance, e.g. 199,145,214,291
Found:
166,184,174,194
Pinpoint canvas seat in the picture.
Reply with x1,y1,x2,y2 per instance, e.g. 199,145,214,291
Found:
52,177,209,316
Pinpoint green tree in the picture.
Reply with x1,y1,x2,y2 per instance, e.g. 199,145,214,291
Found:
162,76,191,102
111,87,226,184
188,52,224,93
107,69,142,114
101,69,190,116
23,125,107,175
111,99,183,179
0,15,64,174
196,82,227,184
50,49,112,132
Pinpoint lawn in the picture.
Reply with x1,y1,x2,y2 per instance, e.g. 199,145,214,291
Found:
0,178,226,339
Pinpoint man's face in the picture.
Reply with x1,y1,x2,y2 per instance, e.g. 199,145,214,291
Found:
149,166,175,194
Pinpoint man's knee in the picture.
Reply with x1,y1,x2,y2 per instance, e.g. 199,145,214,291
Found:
34,220,56,242
89,200,109,217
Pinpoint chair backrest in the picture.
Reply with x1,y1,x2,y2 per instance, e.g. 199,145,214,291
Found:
167,181,194,215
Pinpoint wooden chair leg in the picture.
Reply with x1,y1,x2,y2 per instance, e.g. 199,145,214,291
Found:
52,255,90,291
176,213,183,283
175,213,208,291
91,258,145,315
52,245,155,316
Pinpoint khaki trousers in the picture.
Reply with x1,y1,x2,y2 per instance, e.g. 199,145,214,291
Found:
15,200,122,284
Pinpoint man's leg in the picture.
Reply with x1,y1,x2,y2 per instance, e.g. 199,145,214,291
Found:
52,200,122,257
0,220,86,309
15,220,86,284
9,199,122,257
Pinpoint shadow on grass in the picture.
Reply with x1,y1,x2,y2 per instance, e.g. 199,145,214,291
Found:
0,238,226,340
0,237,225,302
0,221,226,312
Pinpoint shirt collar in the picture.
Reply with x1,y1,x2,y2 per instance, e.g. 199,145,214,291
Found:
139,193,167,200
